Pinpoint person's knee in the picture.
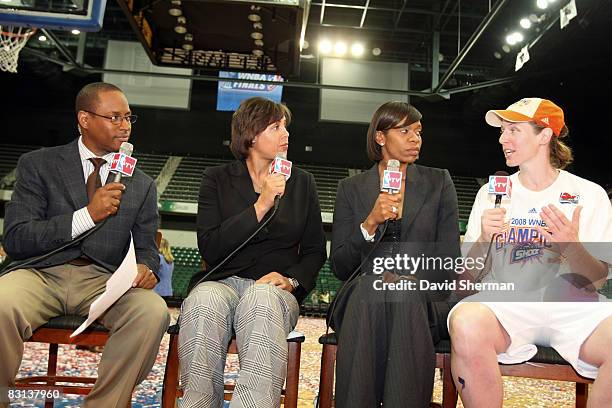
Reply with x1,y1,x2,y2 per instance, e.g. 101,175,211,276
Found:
449,303,498,353
183,283,237,314
237,284,284,318
581,316,612,366
129,291,170,333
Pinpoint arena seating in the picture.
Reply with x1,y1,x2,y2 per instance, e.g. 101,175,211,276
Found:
160,156,227,203
136,152,170,180
299,164,349,213
0,144,38,189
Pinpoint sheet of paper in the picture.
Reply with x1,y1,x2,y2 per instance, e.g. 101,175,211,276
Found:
71,235,138,338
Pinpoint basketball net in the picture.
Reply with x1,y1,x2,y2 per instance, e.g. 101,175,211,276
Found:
0,25,36,73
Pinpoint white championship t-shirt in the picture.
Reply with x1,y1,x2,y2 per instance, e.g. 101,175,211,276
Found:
463,170,612,294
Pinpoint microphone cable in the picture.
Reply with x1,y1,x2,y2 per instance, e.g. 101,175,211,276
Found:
315,220,388,408
473,233,497,283
188,198,281,294
1,218,109,273
324,220,390,335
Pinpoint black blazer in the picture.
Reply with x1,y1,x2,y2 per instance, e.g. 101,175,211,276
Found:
2,139,159,276
330,163,461,282
189,160,327,303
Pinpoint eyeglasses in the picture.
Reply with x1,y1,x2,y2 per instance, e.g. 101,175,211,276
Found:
84,110,138,125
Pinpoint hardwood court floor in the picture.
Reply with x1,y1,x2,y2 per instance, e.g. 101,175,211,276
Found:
15,311,579,407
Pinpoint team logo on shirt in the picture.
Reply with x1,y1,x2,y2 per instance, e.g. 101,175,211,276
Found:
559,192,579,204
528,208,538,214
510,242,543,264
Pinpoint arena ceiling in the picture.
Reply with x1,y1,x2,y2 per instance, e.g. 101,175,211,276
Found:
16,0,612,99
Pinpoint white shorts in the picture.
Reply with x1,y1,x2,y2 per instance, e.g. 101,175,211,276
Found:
447,300,612,379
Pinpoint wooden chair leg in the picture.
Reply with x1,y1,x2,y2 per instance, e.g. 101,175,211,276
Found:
442,353,458,408
44,343,59,408
576,382,588,408
162,333,180,408
318,344,337,408
284,341,301,408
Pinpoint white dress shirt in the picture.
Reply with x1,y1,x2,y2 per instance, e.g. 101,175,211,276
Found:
71,137,116,239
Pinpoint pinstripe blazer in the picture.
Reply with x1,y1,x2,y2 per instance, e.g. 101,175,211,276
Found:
2,139,159,276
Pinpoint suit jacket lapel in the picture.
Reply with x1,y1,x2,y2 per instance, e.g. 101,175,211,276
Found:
401,164,426,237
229,160,258,205
58,139,89,210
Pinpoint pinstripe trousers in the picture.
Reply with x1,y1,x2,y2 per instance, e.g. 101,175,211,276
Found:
333,274,435,408
178,276,300,408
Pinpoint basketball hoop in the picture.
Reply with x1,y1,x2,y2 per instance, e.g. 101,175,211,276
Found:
0,25,36,73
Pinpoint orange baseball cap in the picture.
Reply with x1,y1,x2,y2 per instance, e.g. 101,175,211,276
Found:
485,98,565,136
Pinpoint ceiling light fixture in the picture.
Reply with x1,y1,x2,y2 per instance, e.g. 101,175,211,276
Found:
350,42,364,57
520,18,532,29
168,8,182,16
372,47,381,56
251,32,263,40
175,16,187,33
71,29,80,35
536,0,548,9
334,41,347,56
248,14,261,22
318,39,332,54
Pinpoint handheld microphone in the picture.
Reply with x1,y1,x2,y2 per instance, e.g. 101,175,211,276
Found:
110,142,137,183
270,154,292,209
488,170,511,208
381,159,402,194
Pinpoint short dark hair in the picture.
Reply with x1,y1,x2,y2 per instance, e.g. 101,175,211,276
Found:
230,97,291,160
366,101,422,161
75,82,124,113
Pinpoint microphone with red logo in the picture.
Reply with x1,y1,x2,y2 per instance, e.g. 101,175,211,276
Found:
269,154,292,209
381,159,402,194
380,159,402,245
488,170,511,208
110,142,137,183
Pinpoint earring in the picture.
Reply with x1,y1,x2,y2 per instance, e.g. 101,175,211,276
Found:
379,143,385,147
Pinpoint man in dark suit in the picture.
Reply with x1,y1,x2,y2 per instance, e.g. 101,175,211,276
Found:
0,82,170,407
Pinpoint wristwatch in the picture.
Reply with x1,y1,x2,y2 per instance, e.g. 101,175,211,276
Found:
288,277,299,289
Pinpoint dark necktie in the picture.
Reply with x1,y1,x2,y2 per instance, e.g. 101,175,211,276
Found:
86,158,106,202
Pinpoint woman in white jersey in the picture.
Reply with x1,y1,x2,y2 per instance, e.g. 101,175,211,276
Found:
447,98,612,407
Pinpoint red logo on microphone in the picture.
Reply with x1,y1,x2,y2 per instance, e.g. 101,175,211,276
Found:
270,157,292,179
382,170,402,192
110,153,137,177
494,177,508,193
488,175,512,196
